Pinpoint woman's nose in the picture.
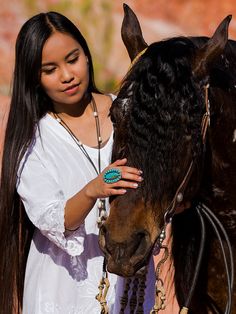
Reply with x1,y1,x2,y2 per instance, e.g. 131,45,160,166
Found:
60,66,74,83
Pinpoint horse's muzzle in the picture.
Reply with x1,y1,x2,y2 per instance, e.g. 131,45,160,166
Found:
99,223,152,277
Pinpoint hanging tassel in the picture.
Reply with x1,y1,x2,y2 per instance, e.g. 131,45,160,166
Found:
120,277,132,313
96,272,110,314
179,306,189,314
150,245,169,313
150,279,166,313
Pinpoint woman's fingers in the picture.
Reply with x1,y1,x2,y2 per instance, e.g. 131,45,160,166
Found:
108,188,127,196
111,159,142,174
102,168,142,185
112,179,139,189
119,168,142,181
109,160,142,177
99,159,144,197
112,158,127,167
119,172,143,184
106,179,139,197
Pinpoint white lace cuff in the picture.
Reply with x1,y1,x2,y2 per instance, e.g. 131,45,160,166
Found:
30,198,85,257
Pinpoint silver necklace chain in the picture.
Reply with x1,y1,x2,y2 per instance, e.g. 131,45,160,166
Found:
53,95,107,226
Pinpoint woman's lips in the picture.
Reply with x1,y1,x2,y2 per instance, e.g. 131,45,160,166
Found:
63,84,79,95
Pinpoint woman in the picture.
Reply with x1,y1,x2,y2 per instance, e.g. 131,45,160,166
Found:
0,12,142,313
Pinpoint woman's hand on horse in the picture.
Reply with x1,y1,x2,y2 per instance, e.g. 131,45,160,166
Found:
85,158,143,199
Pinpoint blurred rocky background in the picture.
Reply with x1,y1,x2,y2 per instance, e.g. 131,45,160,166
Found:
1,0,236,156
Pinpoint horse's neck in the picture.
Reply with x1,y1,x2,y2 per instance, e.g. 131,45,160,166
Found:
202,88,236,238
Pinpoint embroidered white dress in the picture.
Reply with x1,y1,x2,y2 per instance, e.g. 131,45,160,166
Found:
17,113,117,314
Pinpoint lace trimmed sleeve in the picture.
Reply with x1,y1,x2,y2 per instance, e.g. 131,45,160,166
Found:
17,147,85,257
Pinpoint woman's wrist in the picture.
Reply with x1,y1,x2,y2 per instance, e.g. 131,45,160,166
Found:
83,180,98,202
64,185,97,231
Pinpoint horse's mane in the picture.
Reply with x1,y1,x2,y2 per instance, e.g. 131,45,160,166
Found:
112,37,206,206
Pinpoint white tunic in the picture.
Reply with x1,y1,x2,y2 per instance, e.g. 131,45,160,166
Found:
17,113,117,314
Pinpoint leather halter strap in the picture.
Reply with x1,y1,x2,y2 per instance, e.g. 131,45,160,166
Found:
164,160,195,222
129,47,148,69
201,83,210,144
164,84,210,222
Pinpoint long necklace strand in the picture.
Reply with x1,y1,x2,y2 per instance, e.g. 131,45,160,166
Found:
91,96,102,173
53,97,100,175
53,96,107,223
53,95,109,313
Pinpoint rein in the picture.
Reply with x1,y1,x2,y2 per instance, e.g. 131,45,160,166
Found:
177,202,234,314
196,203,234,314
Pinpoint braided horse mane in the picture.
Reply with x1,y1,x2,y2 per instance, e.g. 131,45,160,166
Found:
99,4,236,313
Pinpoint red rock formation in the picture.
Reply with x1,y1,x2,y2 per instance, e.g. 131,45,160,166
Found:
0,94,10,164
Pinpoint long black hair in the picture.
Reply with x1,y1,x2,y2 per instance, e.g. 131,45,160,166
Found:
0,11,100,313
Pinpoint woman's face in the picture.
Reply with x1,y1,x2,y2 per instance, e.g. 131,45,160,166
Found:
40,31,89,110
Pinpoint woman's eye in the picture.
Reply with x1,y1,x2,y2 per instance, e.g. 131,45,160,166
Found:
42,67,56,75
68,57,78,64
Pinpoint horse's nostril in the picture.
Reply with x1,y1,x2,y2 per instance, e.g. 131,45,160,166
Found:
134,231,148,244
136,231,147,239
99,224,115,256
132,231,149,256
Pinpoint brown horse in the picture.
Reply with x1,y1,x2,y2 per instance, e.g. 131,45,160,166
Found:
99,4,236,314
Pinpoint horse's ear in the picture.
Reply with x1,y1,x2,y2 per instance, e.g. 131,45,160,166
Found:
121,3,148,61
193,15,232,77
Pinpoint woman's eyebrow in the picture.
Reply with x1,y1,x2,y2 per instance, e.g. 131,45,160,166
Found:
41,48,80,67
65,48,80,59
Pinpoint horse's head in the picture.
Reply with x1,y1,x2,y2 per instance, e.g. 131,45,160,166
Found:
99,4,231,277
